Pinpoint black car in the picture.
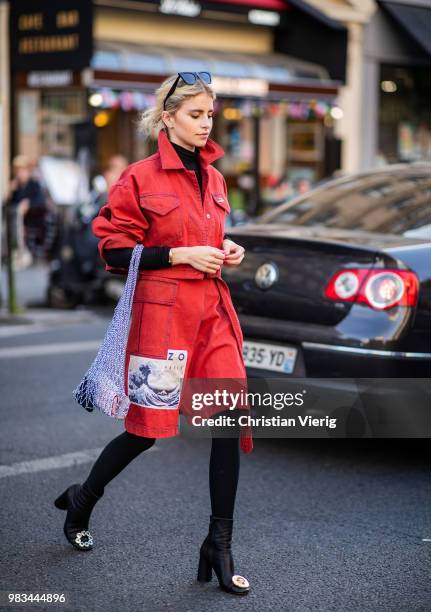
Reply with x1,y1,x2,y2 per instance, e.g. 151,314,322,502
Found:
223,164,431,385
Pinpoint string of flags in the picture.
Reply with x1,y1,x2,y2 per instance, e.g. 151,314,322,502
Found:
89,88,339,121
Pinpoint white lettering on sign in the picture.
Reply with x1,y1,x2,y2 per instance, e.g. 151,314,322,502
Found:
159,0,201,17
27,70,73,87
248,10,280,27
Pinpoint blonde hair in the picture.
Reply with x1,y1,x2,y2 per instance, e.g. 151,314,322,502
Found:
138,74,216,138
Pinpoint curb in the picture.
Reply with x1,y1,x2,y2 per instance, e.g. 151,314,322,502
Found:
0,307,102,329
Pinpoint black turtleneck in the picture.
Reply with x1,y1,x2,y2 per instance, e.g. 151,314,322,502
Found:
104,139,229,271
171,141,203,199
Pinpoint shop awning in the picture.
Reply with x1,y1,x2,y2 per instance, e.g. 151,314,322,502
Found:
379,1,431,57
285,0,347,31
208,0,346,30
91,41,339,99
274,1,347,82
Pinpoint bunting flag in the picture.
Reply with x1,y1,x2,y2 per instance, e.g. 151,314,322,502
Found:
89,87,339,121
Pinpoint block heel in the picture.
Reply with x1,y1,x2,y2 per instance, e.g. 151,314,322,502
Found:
196,515,250,595
53,482,102,551
197,550,213,582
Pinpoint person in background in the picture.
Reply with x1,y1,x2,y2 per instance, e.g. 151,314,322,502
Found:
106,154,128,180
90,155,130,216
103,154,129,195
6,155,48,267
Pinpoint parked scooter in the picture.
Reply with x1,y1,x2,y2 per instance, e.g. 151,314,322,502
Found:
46,176,124,308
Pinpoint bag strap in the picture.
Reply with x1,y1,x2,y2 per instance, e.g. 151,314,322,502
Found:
110,243,144,325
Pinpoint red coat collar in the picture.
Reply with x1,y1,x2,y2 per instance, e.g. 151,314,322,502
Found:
158,128,224,170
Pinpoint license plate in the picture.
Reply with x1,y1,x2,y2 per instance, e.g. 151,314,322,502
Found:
243,341,297,374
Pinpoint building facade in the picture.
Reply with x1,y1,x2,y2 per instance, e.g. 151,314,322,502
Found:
10,0,348,214
310,0,431,173
362,0,431,169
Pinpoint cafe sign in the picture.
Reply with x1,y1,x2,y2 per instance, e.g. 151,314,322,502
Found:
10,0,93,71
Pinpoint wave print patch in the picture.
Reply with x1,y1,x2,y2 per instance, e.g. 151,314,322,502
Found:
128,349,188,410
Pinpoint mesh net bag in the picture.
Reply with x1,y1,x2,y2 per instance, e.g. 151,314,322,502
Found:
72,244,144,419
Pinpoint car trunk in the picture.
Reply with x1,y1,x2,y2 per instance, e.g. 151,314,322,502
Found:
223,225,385,326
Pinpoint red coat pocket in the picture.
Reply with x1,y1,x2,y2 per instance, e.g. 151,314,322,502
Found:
128,278,179,357
139,193,183,245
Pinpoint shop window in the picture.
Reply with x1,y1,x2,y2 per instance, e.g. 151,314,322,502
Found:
40,90,87,158
379,64,431,164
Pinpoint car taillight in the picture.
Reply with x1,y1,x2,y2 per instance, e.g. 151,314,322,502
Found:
324,268,419,310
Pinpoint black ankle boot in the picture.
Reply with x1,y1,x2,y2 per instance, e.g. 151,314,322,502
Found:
197,515,250,596
54,482,102,551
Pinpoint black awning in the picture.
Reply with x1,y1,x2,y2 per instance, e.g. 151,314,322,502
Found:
379,1,431,57
275,2,348,82
286,0,347,31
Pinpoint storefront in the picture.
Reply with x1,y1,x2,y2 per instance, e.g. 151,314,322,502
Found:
379,63,431,164
10,0,347,214
88,40,341,213
9,0,94,209
14,73,88,161
362,0,431,169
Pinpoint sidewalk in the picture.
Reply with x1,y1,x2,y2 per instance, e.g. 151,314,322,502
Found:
0,261,101,331
1,260,49,309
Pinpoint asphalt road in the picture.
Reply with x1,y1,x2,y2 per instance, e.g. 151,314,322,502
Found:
0,314,430,612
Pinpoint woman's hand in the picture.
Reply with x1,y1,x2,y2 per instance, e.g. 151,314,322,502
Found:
171,246,226,273
222,238,245,267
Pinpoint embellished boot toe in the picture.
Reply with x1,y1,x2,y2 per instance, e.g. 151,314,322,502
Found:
54,482,102,551
197,515,250,596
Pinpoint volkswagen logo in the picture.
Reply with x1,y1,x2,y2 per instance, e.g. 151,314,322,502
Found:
255,262,279,290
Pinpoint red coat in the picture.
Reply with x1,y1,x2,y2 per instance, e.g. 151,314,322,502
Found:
94,129,229,280
92,129,253,453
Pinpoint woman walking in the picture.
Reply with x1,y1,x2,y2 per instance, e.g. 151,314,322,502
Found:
54,72,253,596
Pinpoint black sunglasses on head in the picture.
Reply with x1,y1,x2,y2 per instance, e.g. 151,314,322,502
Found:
163,72,212,111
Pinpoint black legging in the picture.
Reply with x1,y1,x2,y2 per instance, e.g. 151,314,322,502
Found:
83,430,240,519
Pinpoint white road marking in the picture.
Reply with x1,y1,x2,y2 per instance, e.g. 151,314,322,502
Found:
0,324,49,338
0,340,102,359
422,538,431,542
0,446,158,479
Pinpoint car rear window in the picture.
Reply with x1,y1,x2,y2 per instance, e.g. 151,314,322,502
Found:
264,173,431,238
